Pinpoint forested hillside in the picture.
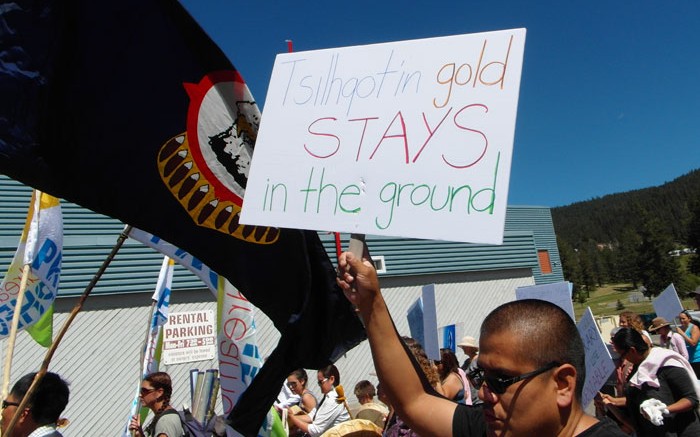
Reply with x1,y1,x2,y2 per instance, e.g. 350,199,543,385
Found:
551,169,700,297
552,169,700,245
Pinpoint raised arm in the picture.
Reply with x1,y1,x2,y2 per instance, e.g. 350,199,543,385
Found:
337,251,457,436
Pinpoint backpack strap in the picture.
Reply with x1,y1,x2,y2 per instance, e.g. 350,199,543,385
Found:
146,408,181,436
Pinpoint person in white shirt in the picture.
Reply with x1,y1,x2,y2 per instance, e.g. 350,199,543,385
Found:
286,364,349,436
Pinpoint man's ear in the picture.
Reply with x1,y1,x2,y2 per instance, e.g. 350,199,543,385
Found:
553,363,577,408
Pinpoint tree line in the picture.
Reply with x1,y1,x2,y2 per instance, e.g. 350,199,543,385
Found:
552,169,700,300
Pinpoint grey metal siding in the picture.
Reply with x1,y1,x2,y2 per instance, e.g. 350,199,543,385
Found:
320,232,538,276
3,175,558,294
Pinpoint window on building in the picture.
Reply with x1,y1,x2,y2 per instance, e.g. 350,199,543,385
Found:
538,250,553,274
372,255,387,274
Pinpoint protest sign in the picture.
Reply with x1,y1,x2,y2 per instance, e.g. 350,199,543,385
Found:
439,322,463,351
577,307,615,408
653,283,683,324
515,281,575,321
242,29,526,244
406,284,440,360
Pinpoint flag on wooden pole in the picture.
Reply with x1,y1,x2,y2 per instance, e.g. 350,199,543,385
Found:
121,256,173,437
0,191,62,346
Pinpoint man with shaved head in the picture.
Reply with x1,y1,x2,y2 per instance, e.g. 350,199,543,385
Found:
337,251,626,436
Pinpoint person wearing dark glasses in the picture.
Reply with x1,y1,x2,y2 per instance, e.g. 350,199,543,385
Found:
129,372,184,437
0,372,69,437
286,369,318,415
337,250,628,436
286,364,349,436
611,327,700,437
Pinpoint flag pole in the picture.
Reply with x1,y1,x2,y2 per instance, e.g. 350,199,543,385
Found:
2,225,132,437
129,254,166,437
1,190,41,401
130,299,157,437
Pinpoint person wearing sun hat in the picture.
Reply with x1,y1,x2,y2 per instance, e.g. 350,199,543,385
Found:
457,335,479,370
650,316,689,360
456,335,483,406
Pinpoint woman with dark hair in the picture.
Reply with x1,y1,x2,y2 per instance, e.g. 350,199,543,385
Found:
437,348,470,405
129,372,184,437
284,368,319,436
286,364,349,436
609,327,700,436
676,310,700,378
286,369,318,414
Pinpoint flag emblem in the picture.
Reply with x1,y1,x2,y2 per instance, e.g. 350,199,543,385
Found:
157,71,279,243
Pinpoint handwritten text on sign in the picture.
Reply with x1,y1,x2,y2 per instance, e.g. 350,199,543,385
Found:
242,29,526,244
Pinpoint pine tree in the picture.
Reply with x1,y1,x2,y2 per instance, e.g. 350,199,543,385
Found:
636,217,680,296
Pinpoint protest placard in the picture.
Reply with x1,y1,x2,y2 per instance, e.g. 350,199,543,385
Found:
515,281,575,321
439,322,463,351
577,307,615,408
241,29,526,244
407,284,440,360
653,283,683,323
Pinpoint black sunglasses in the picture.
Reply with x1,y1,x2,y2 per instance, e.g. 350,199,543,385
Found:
2,400,20,409
468,361,559,395
140,387,157,395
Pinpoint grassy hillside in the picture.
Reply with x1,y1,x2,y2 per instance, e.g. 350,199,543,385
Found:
574,283,697,321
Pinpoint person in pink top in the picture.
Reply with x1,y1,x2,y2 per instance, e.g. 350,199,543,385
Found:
649,317,688,360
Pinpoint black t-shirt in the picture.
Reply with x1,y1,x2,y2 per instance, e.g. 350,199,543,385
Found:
452,407,627,437
626,366,700,437
577,418,629,436
452,404,486,437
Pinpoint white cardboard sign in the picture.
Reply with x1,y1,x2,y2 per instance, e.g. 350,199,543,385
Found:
653,283,683,324
241,29,526,244
577,307,615,409
515,281,575,321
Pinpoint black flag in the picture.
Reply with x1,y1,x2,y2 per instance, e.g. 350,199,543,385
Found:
0,1,365,435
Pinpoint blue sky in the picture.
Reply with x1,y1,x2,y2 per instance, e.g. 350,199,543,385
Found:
180,1,700,208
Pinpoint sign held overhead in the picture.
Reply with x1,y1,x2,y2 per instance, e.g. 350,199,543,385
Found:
242,29,526,244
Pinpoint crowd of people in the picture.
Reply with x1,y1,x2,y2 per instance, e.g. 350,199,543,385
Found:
335,250,700,437
4,258,700,437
